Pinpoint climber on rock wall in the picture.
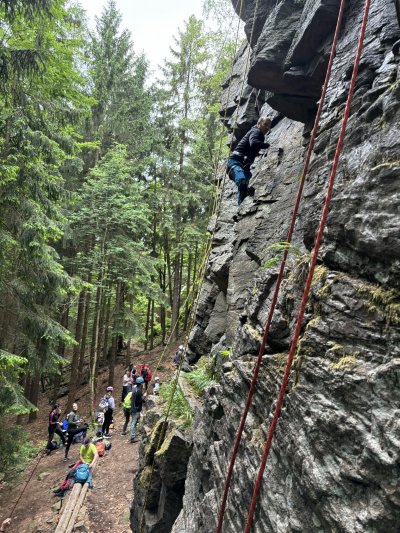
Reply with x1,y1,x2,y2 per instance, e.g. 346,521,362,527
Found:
227,117,271,205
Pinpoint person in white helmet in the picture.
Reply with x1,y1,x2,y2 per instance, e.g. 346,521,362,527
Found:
153,377,160,395
102,386,115,437
173,345,184,367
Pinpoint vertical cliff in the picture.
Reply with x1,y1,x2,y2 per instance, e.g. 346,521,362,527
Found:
171,0,400,531
131,1,400,531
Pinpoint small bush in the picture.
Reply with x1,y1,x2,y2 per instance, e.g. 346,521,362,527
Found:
159,382,193,428
0,425,42,476
185,357,217,397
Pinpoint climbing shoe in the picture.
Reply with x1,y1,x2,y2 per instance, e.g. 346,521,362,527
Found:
238,181,248,204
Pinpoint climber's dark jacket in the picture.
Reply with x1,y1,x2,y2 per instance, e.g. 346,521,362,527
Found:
230,126,269,168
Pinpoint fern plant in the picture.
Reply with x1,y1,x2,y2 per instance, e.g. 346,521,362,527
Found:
159,382,193,428
185,357,218,397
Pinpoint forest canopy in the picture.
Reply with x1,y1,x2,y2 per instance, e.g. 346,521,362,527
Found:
0,0,238,471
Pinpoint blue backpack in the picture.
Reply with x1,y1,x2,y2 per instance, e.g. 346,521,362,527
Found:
74,463,90,484
61,419,68,431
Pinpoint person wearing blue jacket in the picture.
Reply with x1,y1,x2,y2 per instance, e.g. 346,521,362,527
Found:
227,117,272,204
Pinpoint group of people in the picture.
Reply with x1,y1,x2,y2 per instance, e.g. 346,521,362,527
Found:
47,362,161,460
120,363,160,442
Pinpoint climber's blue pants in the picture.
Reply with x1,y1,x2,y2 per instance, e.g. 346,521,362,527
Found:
227,158,252,205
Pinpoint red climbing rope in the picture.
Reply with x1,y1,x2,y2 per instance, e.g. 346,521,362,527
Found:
244,0,372,530
215,0,347,530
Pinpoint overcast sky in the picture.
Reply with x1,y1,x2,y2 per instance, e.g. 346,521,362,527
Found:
80,0,205,74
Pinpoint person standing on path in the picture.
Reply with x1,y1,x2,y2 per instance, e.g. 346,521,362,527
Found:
130,377,144,443
121,387,133,435
47,404,66,450
102,386,115,437
121,369,132,403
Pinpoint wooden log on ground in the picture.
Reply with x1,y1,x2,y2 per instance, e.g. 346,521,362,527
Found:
65,483,89,533
55,483,82,533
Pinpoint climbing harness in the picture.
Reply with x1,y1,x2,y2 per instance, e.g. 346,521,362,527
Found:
244,0,372,530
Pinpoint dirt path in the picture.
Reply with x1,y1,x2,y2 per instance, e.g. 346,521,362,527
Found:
0,343,178,533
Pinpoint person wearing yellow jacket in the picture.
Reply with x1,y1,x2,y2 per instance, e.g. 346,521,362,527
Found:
121,387,133,435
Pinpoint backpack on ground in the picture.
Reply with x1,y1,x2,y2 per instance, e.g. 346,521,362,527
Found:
98,397,109,412
95,441,106,457
45,440,58,454
105,441,112,451
74,463,90,484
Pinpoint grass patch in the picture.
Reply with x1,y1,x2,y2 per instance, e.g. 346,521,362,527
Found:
329,355,358,372
159,383,193,428
357,284,400,326
184,357,218,397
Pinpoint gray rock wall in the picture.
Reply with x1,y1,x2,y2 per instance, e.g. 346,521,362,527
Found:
174,0,400,532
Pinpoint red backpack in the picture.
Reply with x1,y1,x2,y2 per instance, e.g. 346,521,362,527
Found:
95,441,106,457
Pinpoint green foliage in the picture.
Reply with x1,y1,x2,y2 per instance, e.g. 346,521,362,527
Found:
262,242,306,270
184,357,218,396
159,382,193,428
0,425,42,475
0,351,36,416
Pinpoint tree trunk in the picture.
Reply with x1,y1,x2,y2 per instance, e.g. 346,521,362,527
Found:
28,371,40,422
17,373,31,424
171,253,181,341
78,286,91,383
89,280,104,421
101,292,112,368
52,299,70,402
159,263,166,344
183,252,192,331
149,299,155,350
66,291,85,411
144,298,151,351
164,233,173,309
108,281,122,386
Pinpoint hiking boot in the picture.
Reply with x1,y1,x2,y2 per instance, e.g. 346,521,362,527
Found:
103,434,112,439
238,180,248,204
120,432,127,436
130,438,139,443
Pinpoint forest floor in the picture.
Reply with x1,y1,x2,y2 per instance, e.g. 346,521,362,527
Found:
0,341,180,533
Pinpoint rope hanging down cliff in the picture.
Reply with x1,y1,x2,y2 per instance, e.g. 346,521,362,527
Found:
245,0,372,530
215,0,347,529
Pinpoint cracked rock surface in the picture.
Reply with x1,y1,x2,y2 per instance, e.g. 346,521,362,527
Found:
137,1,400,531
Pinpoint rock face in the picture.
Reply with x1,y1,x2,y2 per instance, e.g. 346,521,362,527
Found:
171,0,400,532
131,408,193,533
132,1,400,532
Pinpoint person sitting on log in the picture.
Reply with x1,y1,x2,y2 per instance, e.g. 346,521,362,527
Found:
79,437,98,472
54,437,98,498
227,117,272,205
